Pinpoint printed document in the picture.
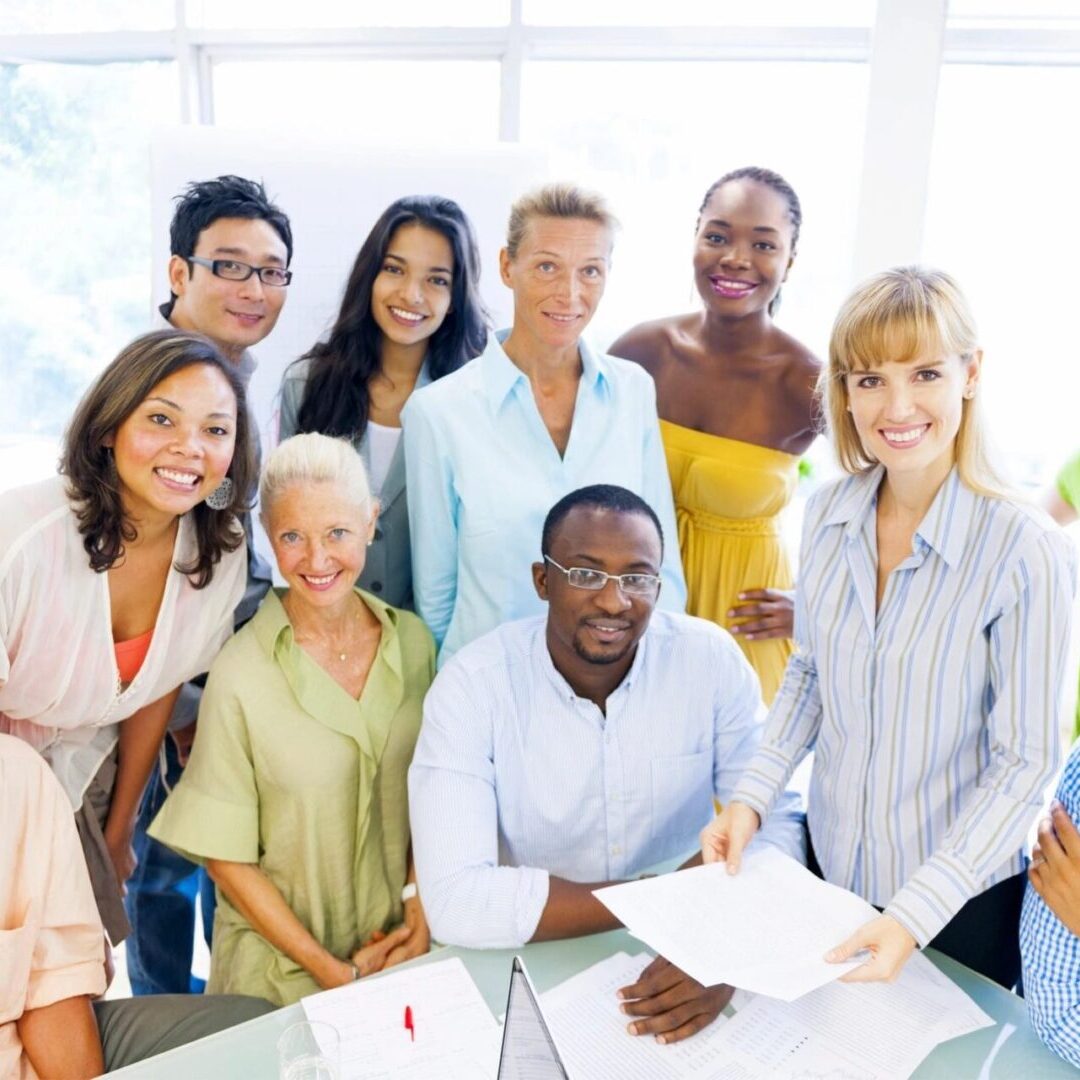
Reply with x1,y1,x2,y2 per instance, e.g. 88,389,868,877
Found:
593,845,872,998
301,956,501,1079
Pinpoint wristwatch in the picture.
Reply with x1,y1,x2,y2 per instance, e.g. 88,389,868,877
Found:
401,883,418,903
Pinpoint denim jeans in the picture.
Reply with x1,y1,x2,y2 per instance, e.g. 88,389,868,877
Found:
124,734,216,995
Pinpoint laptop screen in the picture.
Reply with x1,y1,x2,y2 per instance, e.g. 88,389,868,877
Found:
496,956,570,1079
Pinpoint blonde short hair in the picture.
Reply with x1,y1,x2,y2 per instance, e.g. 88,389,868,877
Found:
505,182,619,259
259,433,372,523
820,266,1010,499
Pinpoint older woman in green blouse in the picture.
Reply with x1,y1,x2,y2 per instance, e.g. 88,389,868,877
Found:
150,433,434,1006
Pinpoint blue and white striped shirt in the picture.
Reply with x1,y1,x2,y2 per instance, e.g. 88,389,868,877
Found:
734,466,1076,945
1021,742,1080,1068
408,611,805,949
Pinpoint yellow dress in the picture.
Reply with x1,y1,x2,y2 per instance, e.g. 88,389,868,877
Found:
661,420,799,704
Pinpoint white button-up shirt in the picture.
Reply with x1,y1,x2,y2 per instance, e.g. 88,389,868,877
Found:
0,476,246,806
409,611,805,949
735,467,1076,944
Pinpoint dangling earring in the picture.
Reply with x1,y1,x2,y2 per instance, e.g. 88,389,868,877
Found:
205,476,233,510
963,386,976,400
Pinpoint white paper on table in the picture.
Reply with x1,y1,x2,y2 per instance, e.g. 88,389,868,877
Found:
300,956,501,1079
706,949,994,1080
593,845,871,999
541,950,747,1080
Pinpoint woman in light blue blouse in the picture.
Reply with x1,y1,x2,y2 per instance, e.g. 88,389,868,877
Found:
702,266,1075,988
403,183,687,664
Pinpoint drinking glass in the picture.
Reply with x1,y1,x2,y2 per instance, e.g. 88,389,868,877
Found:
277,1020,340,1080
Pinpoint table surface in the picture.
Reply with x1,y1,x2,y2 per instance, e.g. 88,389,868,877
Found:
105,928,1075,1079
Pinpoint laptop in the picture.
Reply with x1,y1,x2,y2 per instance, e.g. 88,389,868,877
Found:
496,956,571,1079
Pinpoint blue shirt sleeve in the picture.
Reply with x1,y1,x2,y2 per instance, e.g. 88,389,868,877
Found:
638,376,687,612
1021,742,1080,1069
402,393,459,650
408,655,551,948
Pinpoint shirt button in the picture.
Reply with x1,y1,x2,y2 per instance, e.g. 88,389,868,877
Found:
370,581,383,593
611,845,621,856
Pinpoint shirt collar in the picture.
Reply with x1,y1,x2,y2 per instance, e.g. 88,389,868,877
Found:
253,586,403,677
481,328,611,412
909,467,974,568
822,464,973,568
536,613,651,704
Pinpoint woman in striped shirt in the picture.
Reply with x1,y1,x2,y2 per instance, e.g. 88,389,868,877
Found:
701,266,1075,987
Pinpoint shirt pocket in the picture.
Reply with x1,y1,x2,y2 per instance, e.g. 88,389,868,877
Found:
650,750,713,842
0,922,34,1022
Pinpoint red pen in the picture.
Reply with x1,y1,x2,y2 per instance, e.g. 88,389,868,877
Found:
404,1005,415,1042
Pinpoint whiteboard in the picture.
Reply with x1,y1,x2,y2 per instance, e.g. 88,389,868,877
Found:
150,124,547,453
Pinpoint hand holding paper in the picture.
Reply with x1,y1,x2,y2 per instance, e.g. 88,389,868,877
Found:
826,912,918,983
594,845,874,1000
699,800,760,872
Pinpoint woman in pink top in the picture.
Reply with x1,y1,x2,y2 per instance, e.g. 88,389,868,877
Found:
0,329,254,946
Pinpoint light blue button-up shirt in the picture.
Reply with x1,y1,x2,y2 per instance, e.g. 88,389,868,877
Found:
408,611,805,949
402,330,687,665
735,466,1076,945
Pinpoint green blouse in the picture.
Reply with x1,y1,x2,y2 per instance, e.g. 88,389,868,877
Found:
149,588,435,1006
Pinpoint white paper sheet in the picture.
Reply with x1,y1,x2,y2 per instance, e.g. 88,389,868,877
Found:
708,950,994,1080
541,950,745,1079
593,846,871,998
300,956,502,1079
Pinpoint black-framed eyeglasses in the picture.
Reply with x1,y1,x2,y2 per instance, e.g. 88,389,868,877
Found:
544,555,660,597
188,255,293,287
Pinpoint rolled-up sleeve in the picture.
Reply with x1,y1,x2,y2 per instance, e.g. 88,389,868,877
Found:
889,529,1077,944
2,741,106,1014
408,660,549,948
148,663,260,865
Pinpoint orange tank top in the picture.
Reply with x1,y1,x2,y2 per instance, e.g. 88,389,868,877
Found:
114,628,153,685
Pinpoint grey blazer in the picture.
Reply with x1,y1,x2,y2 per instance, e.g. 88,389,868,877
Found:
278,357,430,611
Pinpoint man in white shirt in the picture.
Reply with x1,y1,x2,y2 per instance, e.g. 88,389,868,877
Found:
127,176,293,996
410,484,804,1045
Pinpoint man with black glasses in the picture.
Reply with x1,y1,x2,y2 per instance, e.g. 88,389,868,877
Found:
409,484,805,1046
125,175,293,997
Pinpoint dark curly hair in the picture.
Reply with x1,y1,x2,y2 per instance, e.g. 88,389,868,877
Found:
60,329,256,587
291,194,488,440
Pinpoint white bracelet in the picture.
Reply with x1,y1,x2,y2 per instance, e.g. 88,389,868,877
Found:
401,882,418,903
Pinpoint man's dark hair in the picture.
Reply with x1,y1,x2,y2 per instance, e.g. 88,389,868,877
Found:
165,174,293,312
541,484,664,559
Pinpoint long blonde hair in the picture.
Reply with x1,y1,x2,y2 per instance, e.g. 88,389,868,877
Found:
820,266,1011,499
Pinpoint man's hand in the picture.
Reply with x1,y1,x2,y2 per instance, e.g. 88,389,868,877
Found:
700,801,760,872
826,913,916,983
617,955,733,1045
1030,801,1080,937
728,589,795,641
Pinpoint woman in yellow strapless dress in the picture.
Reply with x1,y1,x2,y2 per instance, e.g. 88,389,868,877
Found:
611,166,819,703
660,422,799,701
